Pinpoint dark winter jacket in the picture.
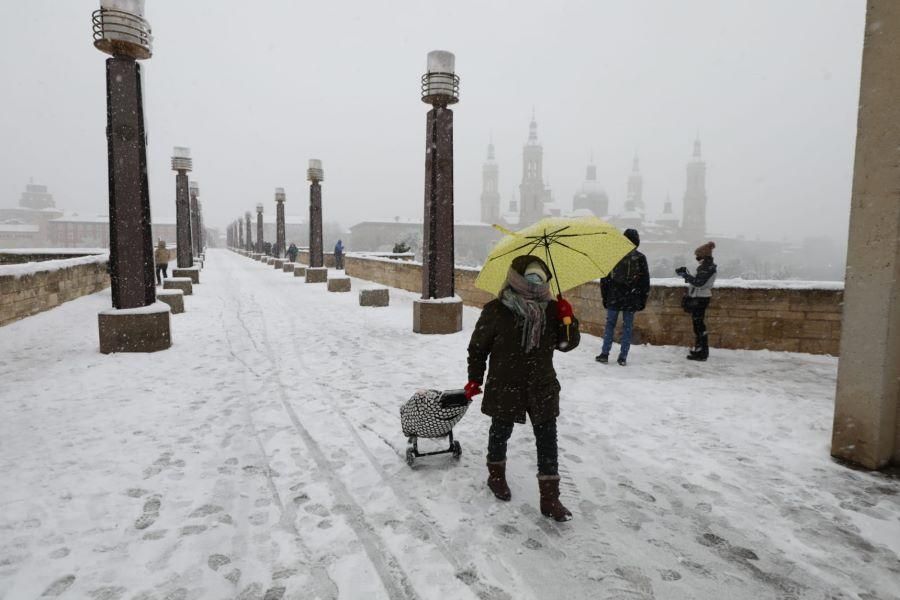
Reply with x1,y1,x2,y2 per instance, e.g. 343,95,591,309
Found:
467,299,580,425
601,249,650,311
680,257,717,298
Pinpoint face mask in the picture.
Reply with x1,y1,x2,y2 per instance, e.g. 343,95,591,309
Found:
696,256,703,262
525,272,545,285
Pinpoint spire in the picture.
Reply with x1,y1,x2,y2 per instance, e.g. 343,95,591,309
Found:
693,135,702,158
487,134,495,160
663,192,673,214
632,153,640,173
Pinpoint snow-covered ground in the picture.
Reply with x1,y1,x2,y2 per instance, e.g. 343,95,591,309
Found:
0,249,897,600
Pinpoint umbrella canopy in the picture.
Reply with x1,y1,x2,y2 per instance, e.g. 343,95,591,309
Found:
475,216,635,296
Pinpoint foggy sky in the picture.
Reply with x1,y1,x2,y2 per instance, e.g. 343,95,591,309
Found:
0,0,865,245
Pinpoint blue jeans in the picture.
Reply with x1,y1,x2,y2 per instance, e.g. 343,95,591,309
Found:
601,309,635,359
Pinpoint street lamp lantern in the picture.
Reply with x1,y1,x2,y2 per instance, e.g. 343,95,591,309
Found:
275,187,286,202
92,0,153,60
256,203,264,214
307,159,324,183
421,50,459,106
189,181,199,196
171,146,192,172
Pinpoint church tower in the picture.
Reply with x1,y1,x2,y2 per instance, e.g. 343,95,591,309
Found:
480,139,501,224
681,137,707,240
625,154,644,213
519,113,550,226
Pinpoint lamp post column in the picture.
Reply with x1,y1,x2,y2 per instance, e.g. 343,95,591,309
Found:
245,211,252,254
413,50,462,334
93,0,171,352
305,160,327,282
189,181,201,258
256,204,264,255
275,188,286,259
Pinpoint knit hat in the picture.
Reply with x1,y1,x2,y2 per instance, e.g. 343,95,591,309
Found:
695,241,716,258
623,228,640,247
510,255,552,281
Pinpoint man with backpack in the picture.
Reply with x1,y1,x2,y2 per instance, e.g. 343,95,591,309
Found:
596,228,650,366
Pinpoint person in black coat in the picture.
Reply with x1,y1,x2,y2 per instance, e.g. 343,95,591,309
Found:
596,228,650,366
465,255,580,521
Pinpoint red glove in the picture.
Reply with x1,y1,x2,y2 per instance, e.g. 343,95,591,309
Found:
464,381,483,399
556,295,574,324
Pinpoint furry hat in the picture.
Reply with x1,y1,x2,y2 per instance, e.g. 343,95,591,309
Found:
695,241,716,258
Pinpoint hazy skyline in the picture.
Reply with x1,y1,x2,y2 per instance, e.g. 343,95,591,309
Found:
0,0,865,245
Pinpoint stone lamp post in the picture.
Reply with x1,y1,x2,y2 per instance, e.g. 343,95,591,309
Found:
189,180,201,261
305,159,328,283
171,147,199,283
92,0,171,353
237,218,244,251
256,203,264,255
275,187,286,259
245,211,253,256
414,50,462,334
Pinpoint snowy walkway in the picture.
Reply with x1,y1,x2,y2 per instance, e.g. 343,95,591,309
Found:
1,249,898,600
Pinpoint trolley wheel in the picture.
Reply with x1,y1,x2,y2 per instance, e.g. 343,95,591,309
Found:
405,447,416,467
451,440,462,459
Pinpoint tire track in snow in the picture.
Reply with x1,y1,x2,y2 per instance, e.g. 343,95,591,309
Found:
221,261,422,600
216,292,340,599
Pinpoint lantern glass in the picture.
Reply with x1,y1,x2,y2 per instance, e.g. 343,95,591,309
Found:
100,0,145,16
256,203,264,213
308,159,322,171
190,181,199,194
427,51,455,74
173,146,191,159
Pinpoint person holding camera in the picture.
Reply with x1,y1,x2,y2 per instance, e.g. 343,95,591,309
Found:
676,241,717,361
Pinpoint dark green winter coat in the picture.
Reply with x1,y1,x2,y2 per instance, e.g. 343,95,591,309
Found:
467,299,580,425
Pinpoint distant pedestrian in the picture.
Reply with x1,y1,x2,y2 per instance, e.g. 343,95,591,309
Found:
264,242,272,256
334,239,345,270
596,228,650,366
465,255,580,522
676,241,718,361
154,239,169,285
286,243,298,263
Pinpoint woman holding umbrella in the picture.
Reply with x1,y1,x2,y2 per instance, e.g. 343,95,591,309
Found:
465,255,579,521
465,217,634,522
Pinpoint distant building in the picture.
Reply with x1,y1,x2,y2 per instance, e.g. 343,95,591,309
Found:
349,218,502,267
681,137,708,242
0,181,64,248
518,113,554,226
572,160,609,218
480,140,501,224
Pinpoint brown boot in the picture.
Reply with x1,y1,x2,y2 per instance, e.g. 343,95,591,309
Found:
538,474,572,521
486,461,511,501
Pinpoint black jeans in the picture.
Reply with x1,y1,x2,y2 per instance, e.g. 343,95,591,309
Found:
155,264,168,285
487,416,558,476
690,298,711,353
335,253,344,270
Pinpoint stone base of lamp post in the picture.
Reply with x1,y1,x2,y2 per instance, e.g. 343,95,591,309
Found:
274,259,285,269
305,267,328,283
359,288,390,307
282,262,296,273
98,302,172,354
164,277,193,295
156,289,185,314
327,277,351,293
294,265,307,278
172,267,200,284
413,297,463,334
266,257,276,266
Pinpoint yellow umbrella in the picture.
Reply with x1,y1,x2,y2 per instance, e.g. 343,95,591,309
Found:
475,216,635,297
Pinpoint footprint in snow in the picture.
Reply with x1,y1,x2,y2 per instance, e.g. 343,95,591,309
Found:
135,496,161,530
40,575,75,597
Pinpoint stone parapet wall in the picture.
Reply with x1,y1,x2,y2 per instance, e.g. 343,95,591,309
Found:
0,257,110,327
344,255,843,355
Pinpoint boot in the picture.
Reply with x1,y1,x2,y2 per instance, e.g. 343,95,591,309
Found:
487,461,511,501
538,474,572,522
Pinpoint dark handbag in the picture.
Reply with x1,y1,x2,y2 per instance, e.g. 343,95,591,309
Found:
681,294,698,312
